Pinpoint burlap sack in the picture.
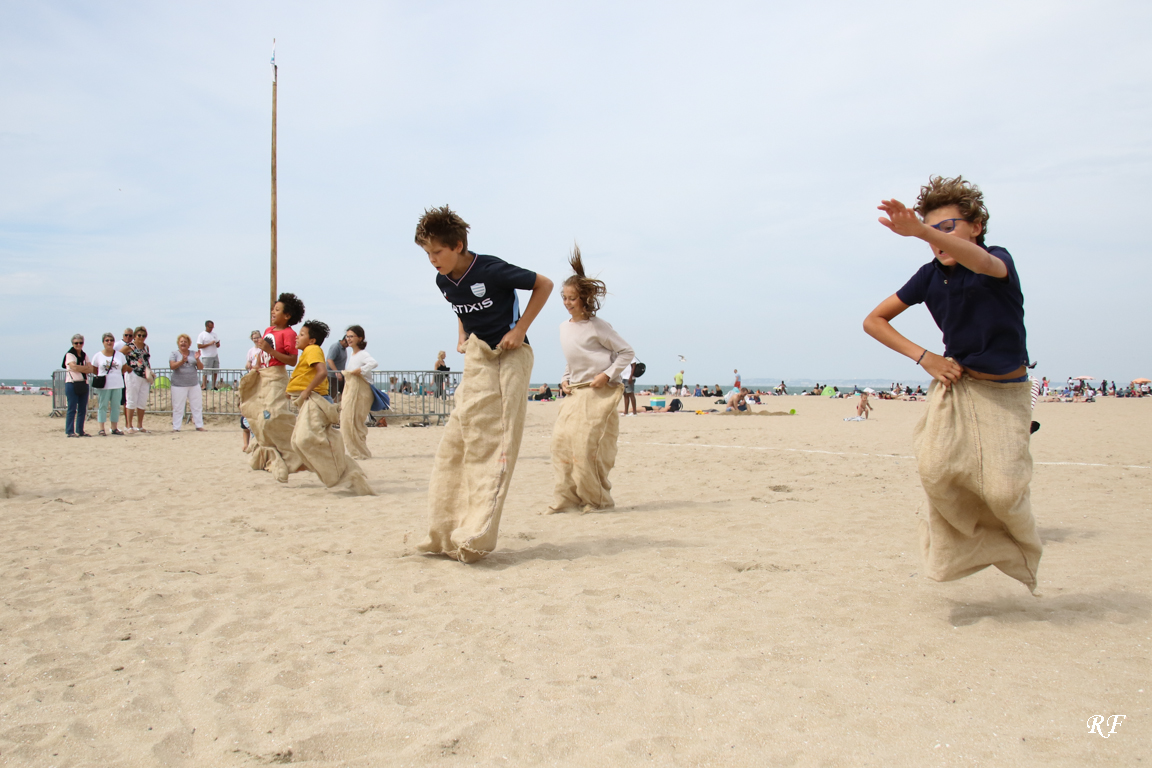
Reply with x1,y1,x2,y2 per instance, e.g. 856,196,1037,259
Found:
419,336,533,563
548,384,622,513
912,376,1042,592
339,372,373,460
239,367,302,483
290,395,375,496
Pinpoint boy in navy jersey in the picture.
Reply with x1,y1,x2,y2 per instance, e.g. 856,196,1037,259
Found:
415,206,553,562
863,176,1041,592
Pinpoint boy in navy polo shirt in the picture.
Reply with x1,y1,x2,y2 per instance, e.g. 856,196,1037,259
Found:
414,205,554,562
863,176,1041,592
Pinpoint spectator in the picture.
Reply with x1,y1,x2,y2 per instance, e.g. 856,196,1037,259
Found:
92,332,130,436
197,320,221,390
171,334,206,431
434,350,450,397
122,326,153,433
63,334,95,437
326,332,350,403
622,361,638,415
114,327,133,424
245,331,265,371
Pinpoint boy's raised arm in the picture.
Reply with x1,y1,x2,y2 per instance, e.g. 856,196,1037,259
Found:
498,273,553,350
877,198,1007,278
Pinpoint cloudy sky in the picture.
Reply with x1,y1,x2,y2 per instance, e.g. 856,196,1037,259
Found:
2,1,1149,385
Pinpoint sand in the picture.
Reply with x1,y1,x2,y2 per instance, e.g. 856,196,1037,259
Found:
0,394,1148,766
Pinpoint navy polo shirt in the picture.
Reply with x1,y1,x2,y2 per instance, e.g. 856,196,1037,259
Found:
436,253,537,349
896,245,1029,375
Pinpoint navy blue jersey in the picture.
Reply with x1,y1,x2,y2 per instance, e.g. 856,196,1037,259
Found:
896,245,1029,375
436,253,537,349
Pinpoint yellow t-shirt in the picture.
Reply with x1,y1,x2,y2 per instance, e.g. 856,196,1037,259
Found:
287,343,329,395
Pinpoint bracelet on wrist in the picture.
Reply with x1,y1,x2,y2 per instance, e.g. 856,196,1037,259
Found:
916,349,928,366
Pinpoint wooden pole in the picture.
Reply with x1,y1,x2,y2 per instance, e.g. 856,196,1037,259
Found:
270,41,278,309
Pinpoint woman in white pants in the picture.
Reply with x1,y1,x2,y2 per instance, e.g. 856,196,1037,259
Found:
122,326,153,433
170,334,205,431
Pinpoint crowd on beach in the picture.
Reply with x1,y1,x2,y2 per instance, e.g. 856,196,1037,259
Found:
61,324,224,437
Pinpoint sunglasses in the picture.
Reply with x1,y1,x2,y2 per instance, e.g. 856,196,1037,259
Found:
929,218,966,233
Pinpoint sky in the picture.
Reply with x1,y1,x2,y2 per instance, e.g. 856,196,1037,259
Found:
2,1,1150,385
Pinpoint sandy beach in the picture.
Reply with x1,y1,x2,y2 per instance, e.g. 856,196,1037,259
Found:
0,393,1148,766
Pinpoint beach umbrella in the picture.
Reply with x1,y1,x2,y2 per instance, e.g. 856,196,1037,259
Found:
1132,378,1151,384
1072,375,1095,381
863,387,875,393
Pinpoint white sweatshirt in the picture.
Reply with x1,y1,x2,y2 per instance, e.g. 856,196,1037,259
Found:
344,349,377,376
559,317,634,386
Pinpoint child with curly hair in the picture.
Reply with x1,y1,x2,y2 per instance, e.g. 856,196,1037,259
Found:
240,292,306,482
863,175,1041,592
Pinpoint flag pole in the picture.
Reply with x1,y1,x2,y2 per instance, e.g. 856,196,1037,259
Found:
270,39,278,309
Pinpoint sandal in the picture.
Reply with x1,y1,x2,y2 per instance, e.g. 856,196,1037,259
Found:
98,430,107,436
111,429,125,436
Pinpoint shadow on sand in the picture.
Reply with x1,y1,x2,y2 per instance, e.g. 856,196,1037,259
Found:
476,536,697,570
948,589,1150,627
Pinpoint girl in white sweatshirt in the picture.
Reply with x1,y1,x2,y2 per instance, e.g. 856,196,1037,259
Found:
549,247,635,513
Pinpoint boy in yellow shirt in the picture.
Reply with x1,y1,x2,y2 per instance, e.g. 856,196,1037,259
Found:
287,320,331,402
283,318,373,494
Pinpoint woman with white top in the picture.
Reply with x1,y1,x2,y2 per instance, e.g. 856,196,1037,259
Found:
549,247,634,514
91,332,131,436
339,325,378,459
170,334,206,431
63,334,96,437
245,330,266,371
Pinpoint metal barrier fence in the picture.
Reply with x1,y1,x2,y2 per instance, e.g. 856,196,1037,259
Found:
51,368,462,424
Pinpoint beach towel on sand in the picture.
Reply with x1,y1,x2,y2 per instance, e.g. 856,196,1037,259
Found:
339,372,373,460
419,336,533,563
912,376,1042,592
548,384,622,513
291,395,375,496
239,367,302,483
